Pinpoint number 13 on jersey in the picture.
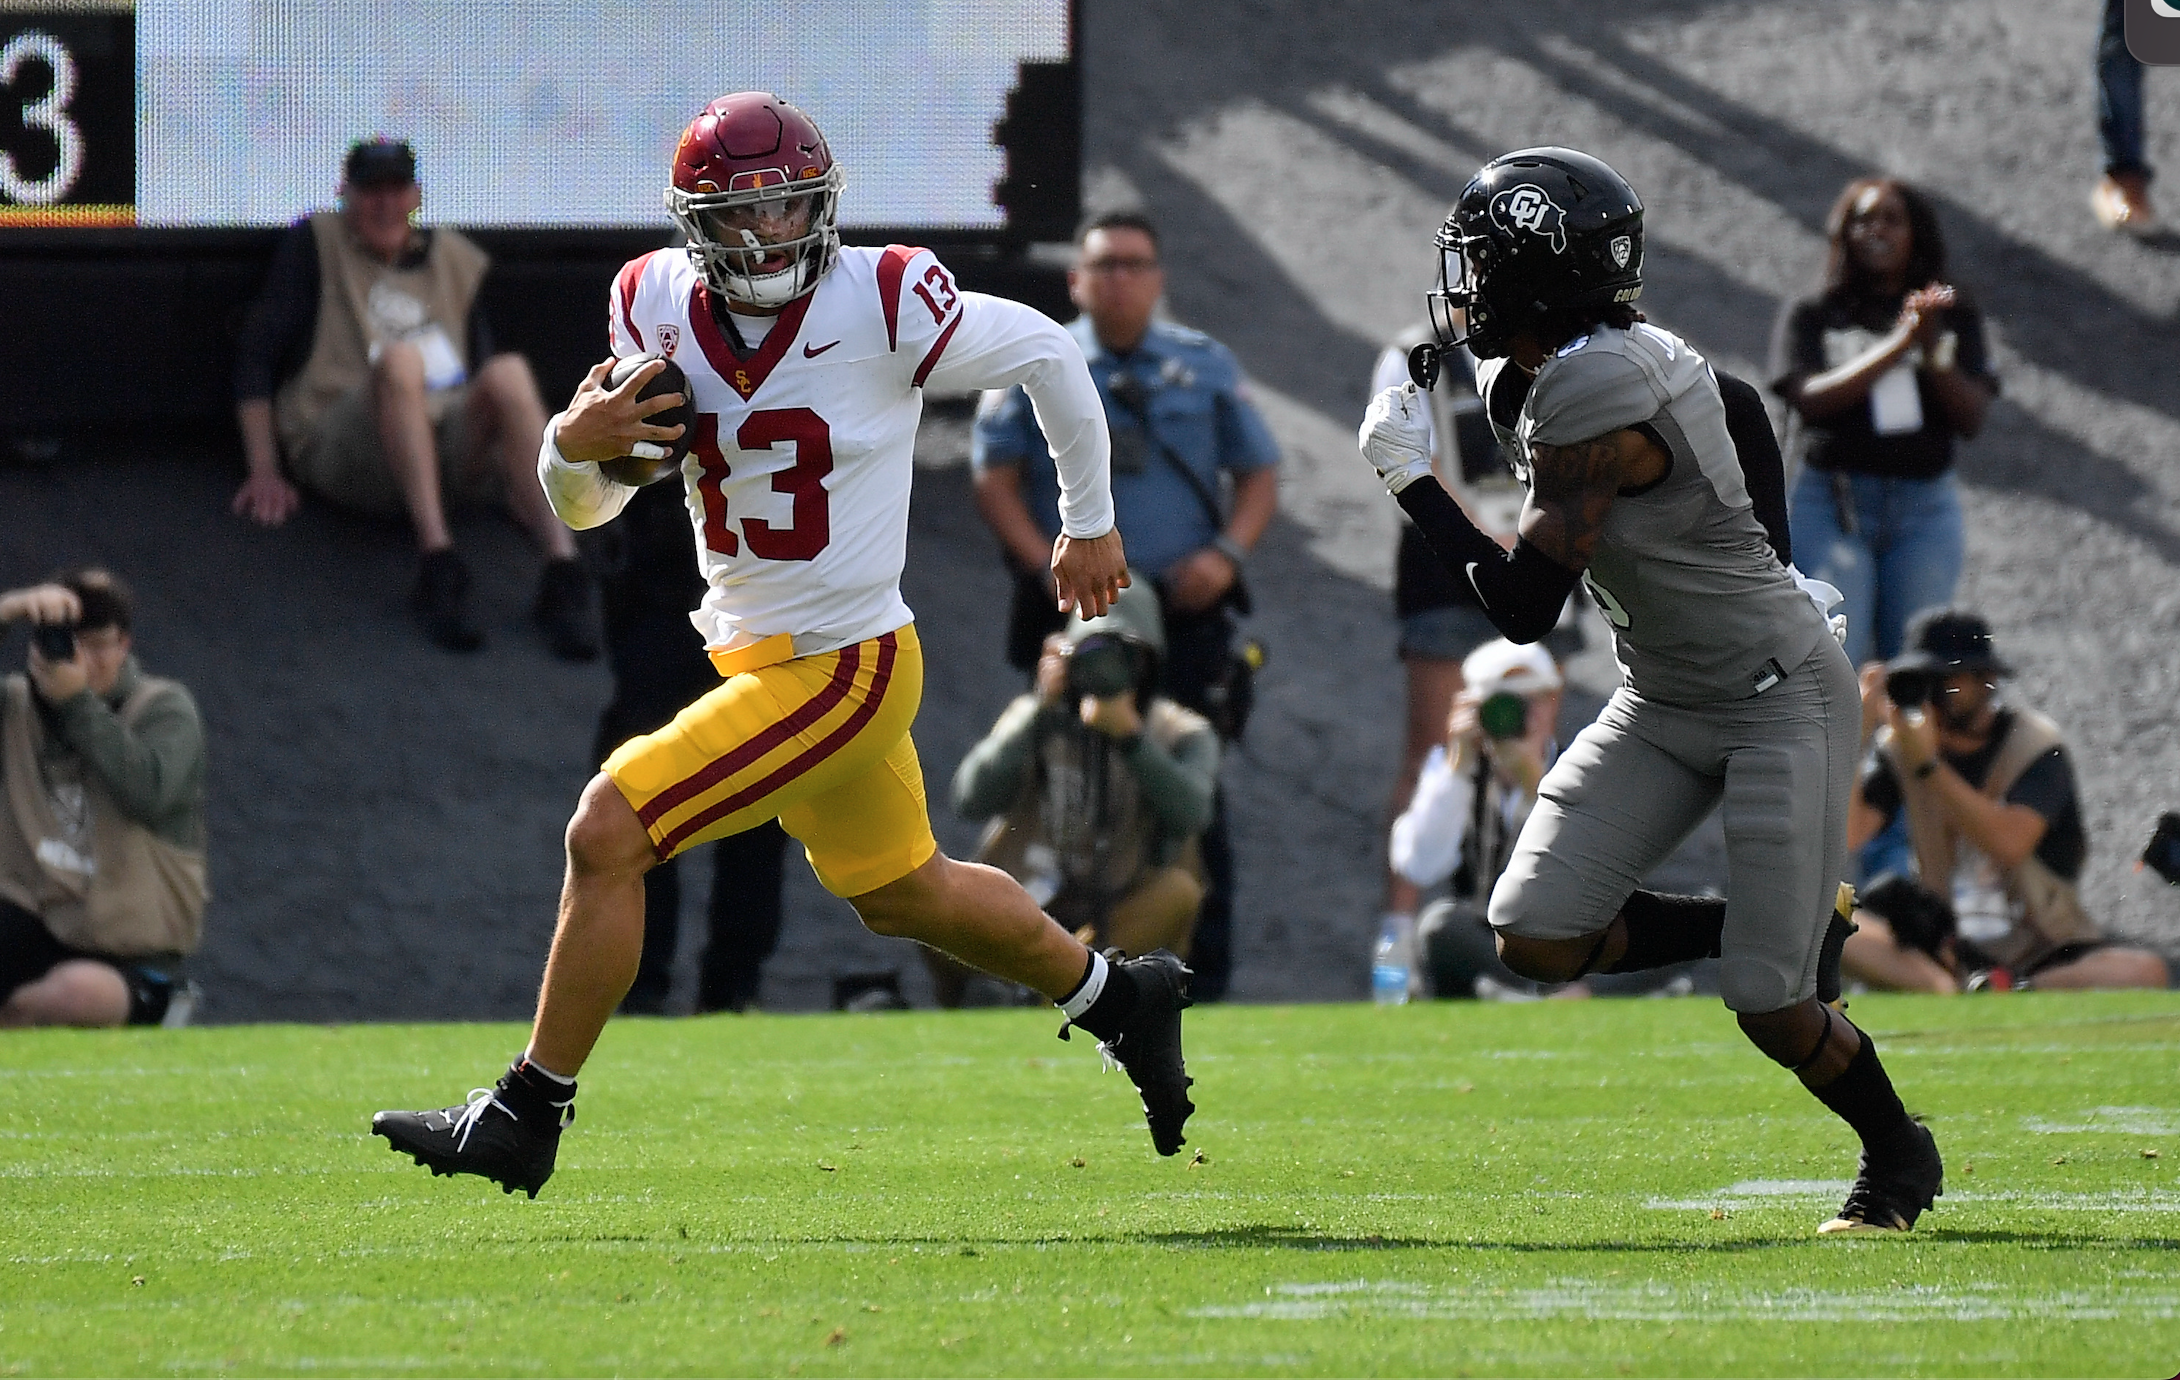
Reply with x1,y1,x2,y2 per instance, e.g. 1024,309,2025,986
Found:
689,408,834,561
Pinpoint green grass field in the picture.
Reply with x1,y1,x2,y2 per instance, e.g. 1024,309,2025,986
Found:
5,992,2179,1376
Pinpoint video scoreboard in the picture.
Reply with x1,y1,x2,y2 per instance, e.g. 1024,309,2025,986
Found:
0,0,1069,229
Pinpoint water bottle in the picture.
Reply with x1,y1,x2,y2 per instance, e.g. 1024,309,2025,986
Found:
1372,912,1416,1006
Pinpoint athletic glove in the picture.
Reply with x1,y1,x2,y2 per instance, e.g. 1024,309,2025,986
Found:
1358,383,1436,494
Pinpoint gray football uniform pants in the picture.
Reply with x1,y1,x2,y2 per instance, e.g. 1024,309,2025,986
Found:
1488,641,1858,1014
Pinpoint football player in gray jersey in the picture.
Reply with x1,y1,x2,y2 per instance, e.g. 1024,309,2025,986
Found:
1359,148,1941,1236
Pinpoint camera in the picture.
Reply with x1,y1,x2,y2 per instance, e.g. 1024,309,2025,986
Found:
1884,666,1935,708
1477,691,1529,741
2143,812,2180,886
1064,633,1143,701
31,622,76,660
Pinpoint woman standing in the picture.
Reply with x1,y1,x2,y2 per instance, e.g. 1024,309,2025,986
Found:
1770,178,1998,668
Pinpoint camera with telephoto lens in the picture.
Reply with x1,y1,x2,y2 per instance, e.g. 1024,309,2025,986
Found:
31,622,76,660
1065,633,1143,701
1477,691,1529,741
1884,665,1936,708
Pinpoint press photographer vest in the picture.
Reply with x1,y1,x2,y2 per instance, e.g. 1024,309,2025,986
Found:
980,700,1206,917
273,212,488,458
0,676,207,957
1881,705,2098,969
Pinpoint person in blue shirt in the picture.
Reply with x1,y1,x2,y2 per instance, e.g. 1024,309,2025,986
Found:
972,211,1280,999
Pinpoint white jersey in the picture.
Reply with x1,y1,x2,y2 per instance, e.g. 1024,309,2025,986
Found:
540,244,1113,656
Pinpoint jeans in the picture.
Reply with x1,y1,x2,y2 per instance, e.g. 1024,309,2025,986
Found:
2098,0,2150,178
1788,467,1965,668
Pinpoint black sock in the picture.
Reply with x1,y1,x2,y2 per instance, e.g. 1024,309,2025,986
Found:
1600,890,1726,973
506,1058,577,1113
1068,959,1138,1043
1810,1031,1916,1153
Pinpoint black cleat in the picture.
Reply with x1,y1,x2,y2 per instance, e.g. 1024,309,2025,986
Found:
1097,950,1196,1156
1817,881,1859,1007
1819,1119,1943,1235
372,1068,572,1199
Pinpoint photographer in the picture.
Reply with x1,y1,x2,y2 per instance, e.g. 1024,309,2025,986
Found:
940,587,1217,1000
1390,640,1570,999
971,211,1280,1001
0,571,207,1028
1845,608,2168,992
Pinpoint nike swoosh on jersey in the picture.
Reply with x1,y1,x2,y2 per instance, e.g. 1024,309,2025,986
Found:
804,340,841,358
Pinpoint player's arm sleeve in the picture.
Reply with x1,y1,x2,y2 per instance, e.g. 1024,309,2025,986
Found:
950,695,1046,819
1394,479,1581,644
920,292,1114,539
1716,369,1791,565
537,411,634,530
1389,745,1473,889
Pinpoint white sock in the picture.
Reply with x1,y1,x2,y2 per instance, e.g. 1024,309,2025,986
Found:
519,1051,576,1086
1057,951,1109,1021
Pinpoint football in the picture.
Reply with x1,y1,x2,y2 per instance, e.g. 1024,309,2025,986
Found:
599,353,694,487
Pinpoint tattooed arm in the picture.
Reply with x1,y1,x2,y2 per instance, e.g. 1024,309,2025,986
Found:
1392,423,1662,644
1519,428,1666,571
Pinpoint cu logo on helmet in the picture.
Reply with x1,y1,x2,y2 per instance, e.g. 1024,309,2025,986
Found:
1490,183,1569,253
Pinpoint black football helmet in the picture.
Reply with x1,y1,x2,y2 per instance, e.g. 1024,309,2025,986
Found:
1425,147,1644,361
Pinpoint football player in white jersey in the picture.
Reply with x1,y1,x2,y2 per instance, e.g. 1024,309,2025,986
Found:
374,94,1197,1197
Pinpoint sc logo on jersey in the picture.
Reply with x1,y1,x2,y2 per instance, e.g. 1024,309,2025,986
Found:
1491,184,1569,253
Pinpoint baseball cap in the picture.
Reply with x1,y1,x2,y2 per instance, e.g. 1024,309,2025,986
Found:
1461,638,1563,700
1065,572,1164,655
344,139,417,189
1888,607,2012,678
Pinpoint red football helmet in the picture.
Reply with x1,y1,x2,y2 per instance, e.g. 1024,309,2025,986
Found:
666,93,845,308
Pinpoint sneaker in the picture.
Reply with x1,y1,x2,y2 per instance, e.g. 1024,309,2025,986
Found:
1818,1120,1943,1235
1965,966,2017,993
2092,171,2158,236
412,548,484,652
159,980,203,1029
1817,882,1859,1007
1081,950,1196,1156
372,1067,571,1199
532,557,600,662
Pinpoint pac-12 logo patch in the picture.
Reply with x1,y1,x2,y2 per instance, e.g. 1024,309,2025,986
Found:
1610,234,1633,269
1490,183,1568,253
656,323,681,356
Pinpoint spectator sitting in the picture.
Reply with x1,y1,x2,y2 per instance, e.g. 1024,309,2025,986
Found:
1845,608,2169,992
1770,176,1996,671
935,584,1217,1005
1393,639,1564,999
970,210,1281,1001
230,138,598,659
0,571,207,1028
